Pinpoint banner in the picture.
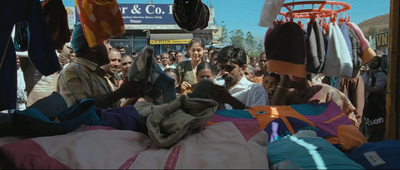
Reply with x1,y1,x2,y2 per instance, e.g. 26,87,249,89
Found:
119,4,176,24
375,32,389,49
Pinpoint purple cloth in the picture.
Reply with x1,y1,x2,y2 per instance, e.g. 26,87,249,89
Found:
96,106,147,134
264,117,331,143
302,102,352,136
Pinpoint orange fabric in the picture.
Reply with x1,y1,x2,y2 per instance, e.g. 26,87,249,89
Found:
267,60,306,78
74,0,125,47
246,105,315,130
361,47,376,64
253,76,263,85
247,104,366,151
336,124,367,151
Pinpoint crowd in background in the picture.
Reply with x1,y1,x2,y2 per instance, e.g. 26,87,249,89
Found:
1,24,388,142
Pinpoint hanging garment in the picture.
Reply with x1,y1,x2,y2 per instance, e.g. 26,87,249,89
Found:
173,0,210,31
323,22,353,78
13,22,29,51
74,0,125,47
0,0,61,111
339,22,353,61
346,22,376,63
41,0,71,50
306,20,325,73
347,25,363,78
265,22,306,78
258,0,286,28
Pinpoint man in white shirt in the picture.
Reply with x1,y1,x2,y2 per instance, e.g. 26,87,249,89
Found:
216,46,269,109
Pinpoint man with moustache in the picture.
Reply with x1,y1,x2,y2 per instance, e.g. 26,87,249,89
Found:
101,48,122,91
216,46,268,109
57,23,149,109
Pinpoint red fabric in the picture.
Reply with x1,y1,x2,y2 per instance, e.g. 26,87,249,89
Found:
119,153,140,170
164,145,182,169
232,121,262,142
0,139,70,169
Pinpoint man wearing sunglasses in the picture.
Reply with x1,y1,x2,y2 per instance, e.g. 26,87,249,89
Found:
215,46,269,109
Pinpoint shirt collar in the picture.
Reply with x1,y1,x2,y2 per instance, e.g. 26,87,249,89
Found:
76,57,108,77
75,58,98,71
229,76,250,91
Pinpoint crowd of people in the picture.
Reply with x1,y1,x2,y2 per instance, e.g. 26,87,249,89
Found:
1,21,388,142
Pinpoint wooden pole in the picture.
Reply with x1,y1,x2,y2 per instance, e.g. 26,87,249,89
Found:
386,0,400,140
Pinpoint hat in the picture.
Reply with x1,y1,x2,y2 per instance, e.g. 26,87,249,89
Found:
264,22,306,78
71,22,88,53
173,0,210,31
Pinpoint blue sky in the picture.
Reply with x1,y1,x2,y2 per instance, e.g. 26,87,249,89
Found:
62,0,391,38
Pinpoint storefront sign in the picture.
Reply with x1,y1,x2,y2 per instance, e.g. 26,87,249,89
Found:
376,32,389,49
150,39,191,45
119,4,176,24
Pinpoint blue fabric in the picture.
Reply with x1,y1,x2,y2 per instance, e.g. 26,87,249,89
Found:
291,102,329,116
340,22,353,58
346,140,400,169
268,137,364,169
71,22,88,53
11,99,101,136
0,0,61,110
96,105,147,134
215,109,253,119
153,64,177,103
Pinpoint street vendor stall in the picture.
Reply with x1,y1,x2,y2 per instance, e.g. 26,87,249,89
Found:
0,0,400,169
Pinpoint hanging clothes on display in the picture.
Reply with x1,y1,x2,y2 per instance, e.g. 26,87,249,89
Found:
347,24,363,78
306,19,325,74
0,0,61,111
258,0,286,28
346,22,376,63
41,0,71,50
323,22,353,78
265,22,307,78
74,0,126,47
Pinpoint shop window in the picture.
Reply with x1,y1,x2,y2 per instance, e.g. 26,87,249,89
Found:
110,36,147,55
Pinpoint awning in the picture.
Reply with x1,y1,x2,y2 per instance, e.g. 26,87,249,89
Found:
149,33,193,45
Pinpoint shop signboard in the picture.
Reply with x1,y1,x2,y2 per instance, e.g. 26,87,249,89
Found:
119,4,176,24
376,32,389,49
150,39,191,45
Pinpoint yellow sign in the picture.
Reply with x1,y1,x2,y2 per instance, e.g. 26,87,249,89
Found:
376,32,389,49
150,39,191,45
